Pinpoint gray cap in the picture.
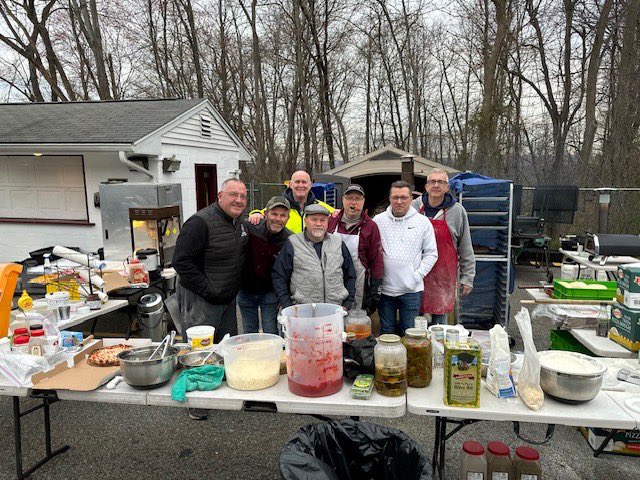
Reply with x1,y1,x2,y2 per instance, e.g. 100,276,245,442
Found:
344,184,365,196
304,204,330,216
265,196,290,210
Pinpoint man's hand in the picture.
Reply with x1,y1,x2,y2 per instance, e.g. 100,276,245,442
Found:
248,213,264,225
461,284,473,297
331,209,341,218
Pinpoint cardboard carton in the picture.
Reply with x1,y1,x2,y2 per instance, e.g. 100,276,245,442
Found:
616,263,640,309
610,302,640,352
580,427,640,456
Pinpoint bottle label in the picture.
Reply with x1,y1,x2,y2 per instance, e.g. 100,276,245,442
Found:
520,475,538,480
467,473,484,480
492,473,508,480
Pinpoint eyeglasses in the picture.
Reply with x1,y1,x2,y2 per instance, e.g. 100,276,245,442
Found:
427,180,448,186
344,196,364,202
390,195,411,202
224,191,247,200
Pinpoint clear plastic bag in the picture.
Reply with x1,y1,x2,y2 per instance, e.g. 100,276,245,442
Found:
515,308,544,410
532,304,603,330
0,351,52,387
486,324,516,398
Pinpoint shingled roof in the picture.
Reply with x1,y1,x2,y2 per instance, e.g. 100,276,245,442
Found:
0,98,206,144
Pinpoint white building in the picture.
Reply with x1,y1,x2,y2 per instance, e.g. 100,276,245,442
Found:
0,98,251,262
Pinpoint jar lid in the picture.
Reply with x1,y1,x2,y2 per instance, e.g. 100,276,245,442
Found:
378,334,400,344
487,441,510,456
462,441,485,456
29,323,43,330
31,329,45,337
348,309,368,318
516,446,540,461
13,335,30,345
405,328,427,338
14,328,29,335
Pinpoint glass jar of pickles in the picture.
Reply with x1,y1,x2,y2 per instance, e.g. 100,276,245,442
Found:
374,334,407,397
345,310,372,339
401,328,432,387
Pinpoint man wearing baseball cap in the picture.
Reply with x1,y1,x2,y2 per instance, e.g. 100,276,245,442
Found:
272,203,356,309
239,196,292,335
328,184,383,314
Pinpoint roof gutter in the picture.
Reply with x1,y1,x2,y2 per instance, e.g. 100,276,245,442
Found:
119,151,155,180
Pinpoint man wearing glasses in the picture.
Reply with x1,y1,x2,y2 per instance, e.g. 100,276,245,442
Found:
328,184,384,313
412,168,475,324
173,178,249,343
374,180,438,334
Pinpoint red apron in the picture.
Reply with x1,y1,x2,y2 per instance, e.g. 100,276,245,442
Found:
421,208,458,314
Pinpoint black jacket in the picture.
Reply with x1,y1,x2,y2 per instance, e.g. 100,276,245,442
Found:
241,220,291,294
173,203,248,304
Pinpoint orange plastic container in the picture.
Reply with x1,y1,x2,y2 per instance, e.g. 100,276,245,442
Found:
0,263,23,338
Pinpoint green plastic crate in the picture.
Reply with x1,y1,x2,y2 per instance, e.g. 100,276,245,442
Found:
549,330,595,356
553,279,617,300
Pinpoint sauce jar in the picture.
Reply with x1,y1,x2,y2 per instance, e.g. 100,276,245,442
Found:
345,310,372,339
459,441,487,480
12,335,30,354
374,334,407,397
513,446,542,480
401,328,432,387
487,441,512,479
13,327,29,337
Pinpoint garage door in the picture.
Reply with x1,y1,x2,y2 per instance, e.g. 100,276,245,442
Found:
0,155,88,221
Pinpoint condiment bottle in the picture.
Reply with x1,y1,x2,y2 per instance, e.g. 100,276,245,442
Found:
374,334,407,397
460,441,487,480
487,441,512,480
401,328,432,387
29,329,45,356
596,304,609,337
513,446,542,480
12,335,31,354
345,310,372,339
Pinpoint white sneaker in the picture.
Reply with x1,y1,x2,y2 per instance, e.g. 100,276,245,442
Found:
188,408,208,420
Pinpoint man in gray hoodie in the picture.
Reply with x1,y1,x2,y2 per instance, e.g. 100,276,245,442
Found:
411,168,475,324
374,181,438,334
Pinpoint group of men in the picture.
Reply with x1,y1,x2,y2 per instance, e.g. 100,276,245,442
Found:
172,169,475,343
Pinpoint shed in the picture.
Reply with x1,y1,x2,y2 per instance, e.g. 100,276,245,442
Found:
322,146,459,212
0,98,251,262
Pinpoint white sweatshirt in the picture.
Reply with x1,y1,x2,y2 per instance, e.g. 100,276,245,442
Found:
373,205,439,296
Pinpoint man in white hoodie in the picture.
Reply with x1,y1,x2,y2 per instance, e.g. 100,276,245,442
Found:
374,180,438,334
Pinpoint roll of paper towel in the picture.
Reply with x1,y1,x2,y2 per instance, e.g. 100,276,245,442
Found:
78,270,105,289
52,246,106,270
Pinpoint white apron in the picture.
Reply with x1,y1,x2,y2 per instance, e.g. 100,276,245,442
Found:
331,226,366,310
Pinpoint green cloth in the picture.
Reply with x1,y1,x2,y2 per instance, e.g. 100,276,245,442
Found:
171,365,224,402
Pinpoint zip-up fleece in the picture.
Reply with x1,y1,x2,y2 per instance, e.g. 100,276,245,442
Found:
373,206,438,296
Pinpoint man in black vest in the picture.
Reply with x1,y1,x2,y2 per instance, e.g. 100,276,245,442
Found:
173,178,249,344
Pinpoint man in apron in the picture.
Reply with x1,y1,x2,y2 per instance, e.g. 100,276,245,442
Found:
327,184,384,314
412,168,475,324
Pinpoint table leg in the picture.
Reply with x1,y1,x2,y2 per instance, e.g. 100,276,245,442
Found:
438,417,447,480
125,305,134,340
12,395,70,480
90,318,99,335
431,417,440,476
593,429,617,457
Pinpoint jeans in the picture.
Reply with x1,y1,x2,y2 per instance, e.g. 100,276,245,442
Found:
237,290,280,335
430,314,448,325
378,292,422,335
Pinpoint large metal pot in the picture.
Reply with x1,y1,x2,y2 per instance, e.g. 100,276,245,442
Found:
538,351,606,403
118,345,180,389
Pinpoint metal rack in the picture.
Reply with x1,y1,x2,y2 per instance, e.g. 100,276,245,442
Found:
458,184,514,327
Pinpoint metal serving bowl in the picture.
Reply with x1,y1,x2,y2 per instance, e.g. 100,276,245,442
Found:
538,350,607,403
118,345,180,389
178,350,223,369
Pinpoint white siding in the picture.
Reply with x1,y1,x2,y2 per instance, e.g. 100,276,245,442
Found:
161,106,237,150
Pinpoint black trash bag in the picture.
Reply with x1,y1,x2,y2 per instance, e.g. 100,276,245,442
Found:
279,419,433,480
342,335,376,381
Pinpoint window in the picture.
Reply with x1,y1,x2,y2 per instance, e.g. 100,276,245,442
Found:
0,155,89,222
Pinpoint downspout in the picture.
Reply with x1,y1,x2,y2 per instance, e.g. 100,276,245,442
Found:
119,151,155,180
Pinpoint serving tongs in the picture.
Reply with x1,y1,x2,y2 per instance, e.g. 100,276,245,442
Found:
147,331,176,360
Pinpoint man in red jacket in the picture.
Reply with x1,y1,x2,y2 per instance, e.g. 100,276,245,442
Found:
328,184,384,314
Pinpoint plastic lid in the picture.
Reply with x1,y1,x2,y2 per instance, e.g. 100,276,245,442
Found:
348,309,368,318
405,328,427,338
13,335,30,345
29,323,43,330
516,446,540,461
378,334,400,344
14,328,29,335
487,441,510,456
31,329,45,337
462,441,485,456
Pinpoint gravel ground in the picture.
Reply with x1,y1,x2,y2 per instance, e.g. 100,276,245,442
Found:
1,266,638,480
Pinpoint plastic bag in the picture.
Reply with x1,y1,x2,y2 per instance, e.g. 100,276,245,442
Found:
486,325,516,398
342,335,376,381
515,308,544,410
279,419,433,480
0,351,53,387
532,304,602,330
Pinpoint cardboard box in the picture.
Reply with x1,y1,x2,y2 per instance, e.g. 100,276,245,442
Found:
580,427,640,456
616,263,640,309
610,302,640,352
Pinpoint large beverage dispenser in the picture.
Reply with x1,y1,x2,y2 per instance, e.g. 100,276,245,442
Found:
279,303,345,397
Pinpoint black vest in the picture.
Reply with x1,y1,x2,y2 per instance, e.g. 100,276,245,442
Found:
194,203,248,303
